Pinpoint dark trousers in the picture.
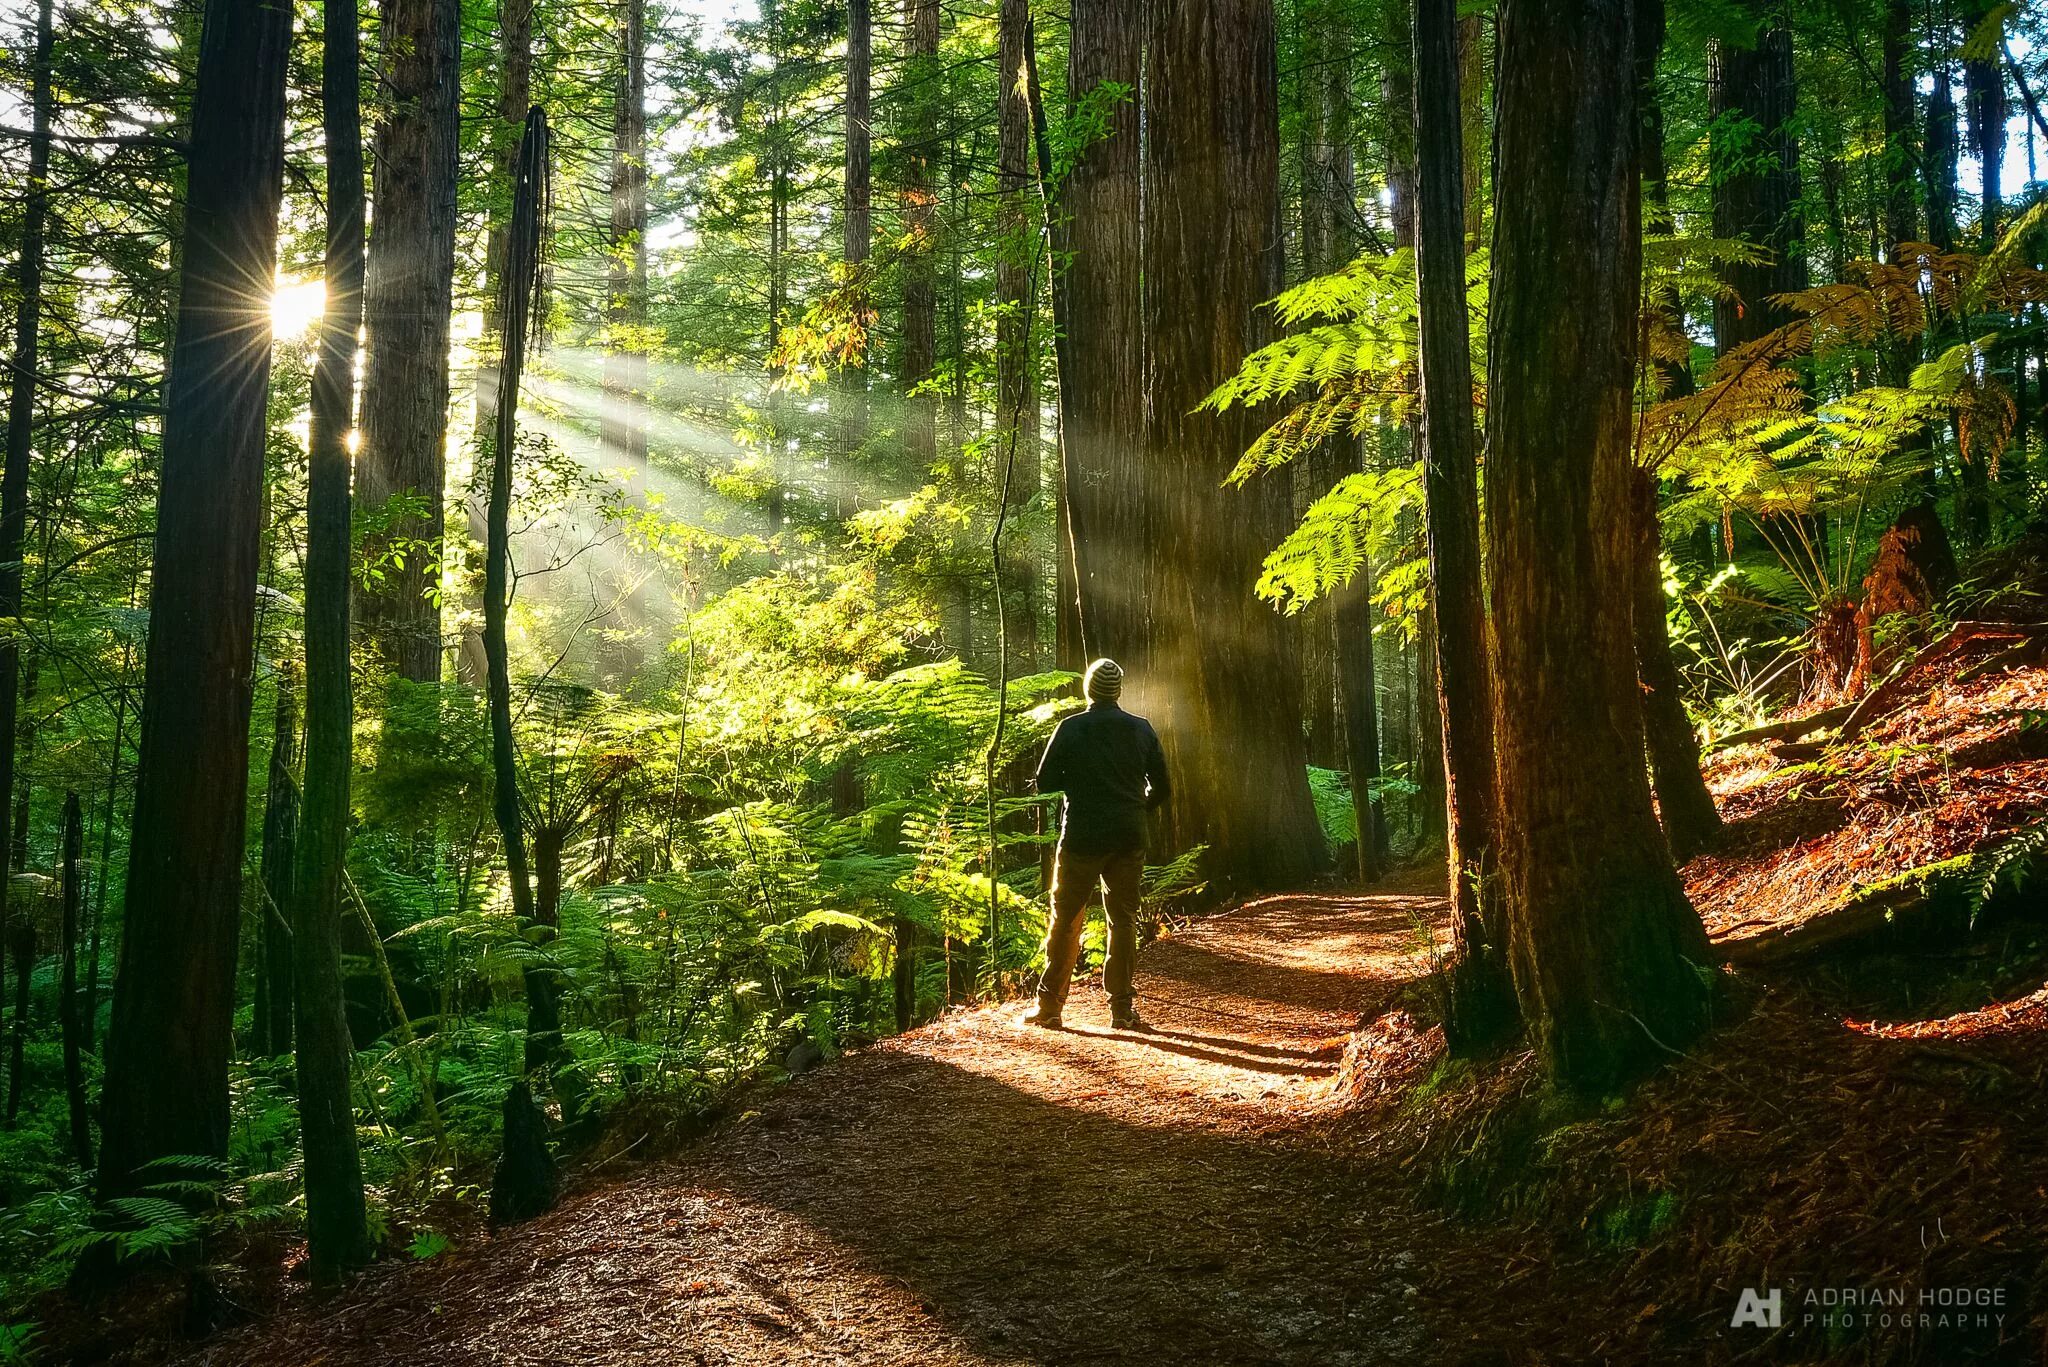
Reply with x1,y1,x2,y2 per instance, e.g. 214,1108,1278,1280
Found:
1037,844,1143,1011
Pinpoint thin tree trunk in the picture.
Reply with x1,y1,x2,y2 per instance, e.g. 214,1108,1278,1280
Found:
604,0,649,468
1145,0,1325,891
293,0,373,1277
95,0,293,1201
901,0,940,486
1414,0,1514,1046
1963,0,2006,248
837,0,872,517
256,683,299,1056
485,111,552,1079
1881,0,1917,255
1926,59,1960,253
360,0,462,682
4,909,27,1126
997,0,1040,673
1634,0,1722,860
1489,0,1713,1092
58,792,89,1168
0,0,53,956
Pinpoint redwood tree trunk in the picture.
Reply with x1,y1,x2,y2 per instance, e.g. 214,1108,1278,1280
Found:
360,0,462,682
1880,0,1916,255
1414,0,1514,1046
294,0,373,1276
1144,0,1324,891
1709,14,1805,351
96,0,293,1199
1064,0,1143,669
1487,0,1714,1093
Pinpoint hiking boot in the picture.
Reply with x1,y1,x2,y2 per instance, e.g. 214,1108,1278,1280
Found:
1022,1004,1064,1030
1110,1004,1150,1032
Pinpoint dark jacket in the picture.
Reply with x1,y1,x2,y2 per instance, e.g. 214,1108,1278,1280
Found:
1033,701,1171,855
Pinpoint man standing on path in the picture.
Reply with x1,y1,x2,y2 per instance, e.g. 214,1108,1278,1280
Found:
1024,658,1170,1032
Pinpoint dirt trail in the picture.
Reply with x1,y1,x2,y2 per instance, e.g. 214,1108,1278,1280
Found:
205,875,1494,1366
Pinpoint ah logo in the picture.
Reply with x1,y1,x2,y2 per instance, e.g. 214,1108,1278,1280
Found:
1731,1287,1783,1329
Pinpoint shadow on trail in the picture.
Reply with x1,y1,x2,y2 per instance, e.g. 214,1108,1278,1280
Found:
700,1048,1421,1366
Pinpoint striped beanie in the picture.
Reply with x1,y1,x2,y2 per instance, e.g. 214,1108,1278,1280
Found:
1083,657,1124,703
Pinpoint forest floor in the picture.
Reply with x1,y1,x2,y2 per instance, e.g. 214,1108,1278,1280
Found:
57,636,2048,1366
179,854,2048,1366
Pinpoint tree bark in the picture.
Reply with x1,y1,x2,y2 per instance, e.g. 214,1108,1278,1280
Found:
997,0,1040,672
1963,0,2006,248
901,0,940,493
1305,0,1382,880
96,0,293,1200
1880,0,1917,254
1709,11,1805,350
1488,0,1714,1093
1925,61,1959,252
294,0,373,1277
1144,0,1325,891
360,0,462,682
485,111,554,1085
837,0,872,517
1414,0,1513,1045
256,683,299,1056
1634,0,1722,861
58,793,90,1168
604,0,649,467
0,0,53,957
1064,0,1143,669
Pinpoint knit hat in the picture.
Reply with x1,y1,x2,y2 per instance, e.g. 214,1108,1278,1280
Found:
1083,657,1124,703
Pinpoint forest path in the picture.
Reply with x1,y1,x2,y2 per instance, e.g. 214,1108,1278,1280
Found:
212,873,1466,1366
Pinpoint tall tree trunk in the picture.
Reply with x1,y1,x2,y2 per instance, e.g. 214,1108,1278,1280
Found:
1488,0,1713,1093
256,683,299,1056
4,907,27,1126
58,792,89,1168
1305,0,1381,879
1709,11,1805,350
1963,0,2006,248
901,0,940,487
0,0,52,961
604,0,649,469
294,0,373,1277
1881,0,1917,255
1634,0,1722,860
95,0,293,1200
1925,62,1960,252
1063,0,1142,668
1144,0,1324,891
1414,0,1514,1047
764,0,792,539
997,0,1041,673
360,0,462,682
837,0,872,517
485,111,555,1081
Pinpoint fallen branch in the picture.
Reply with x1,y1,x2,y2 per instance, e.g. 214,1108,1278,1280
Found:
1834,621,2038,745
1722,828,2048,967
1706,703,1855,755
